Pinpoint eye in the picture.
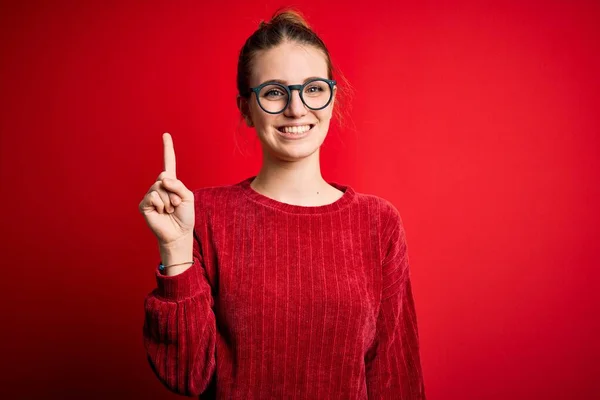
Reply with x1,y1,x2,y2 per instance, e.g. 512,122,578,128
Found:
260,84,287,100
265,89,285,98
304,81,328,97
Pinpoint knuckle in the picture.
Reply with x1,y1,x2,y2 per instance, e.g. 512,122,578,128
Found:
158,191,171,204
149,182,160,192
150,191,160,201
163,177,179,186
156,171,167,181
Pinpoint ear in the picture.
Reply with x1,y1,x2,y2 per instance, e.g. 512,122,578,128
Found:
325,85,337,118
237,95,254,127
330,85,337,108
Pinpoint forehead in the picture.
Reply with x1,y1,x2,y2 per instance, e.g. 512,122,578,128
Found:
250,41,329,86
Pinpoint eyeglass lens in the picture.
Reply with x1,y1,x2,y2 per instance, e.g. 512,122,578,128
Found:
258,80,332,113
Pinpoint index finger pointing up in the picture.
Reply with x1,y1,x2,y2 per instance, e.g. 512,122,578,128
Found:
163,132,176,177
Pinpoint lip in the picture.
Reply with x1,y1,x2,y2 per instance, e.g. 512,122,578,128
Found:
276,123,316,129
276,124,315,140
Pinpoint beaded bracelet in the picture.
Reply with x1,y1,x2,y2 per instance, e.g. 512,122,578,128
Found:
158,261,194,272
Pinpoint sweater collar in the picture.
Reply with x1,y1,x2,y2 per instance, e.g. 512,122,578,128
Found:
238,176,356,215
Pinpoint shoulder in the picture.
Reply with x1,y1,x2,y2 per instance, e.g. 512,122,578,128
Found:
352,189,404,230
192,181,241,200
191,179,247,213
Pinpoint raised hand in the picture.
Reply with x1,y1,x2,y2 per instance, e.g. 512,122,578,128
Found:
139,133,195,246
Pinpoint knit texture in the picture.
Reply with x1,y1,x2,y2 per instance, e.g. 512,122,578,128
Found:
143,176,426,399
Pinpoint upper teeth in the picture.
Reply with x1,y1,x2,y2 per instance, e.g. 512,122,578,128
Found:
282,125,311,134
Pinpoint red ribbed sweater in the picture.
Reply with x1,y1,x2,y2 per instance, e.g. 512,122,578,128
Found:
143,176,426,399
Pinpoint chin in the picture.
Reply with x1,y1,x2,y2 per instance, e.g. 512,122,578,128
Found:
265,141,322,162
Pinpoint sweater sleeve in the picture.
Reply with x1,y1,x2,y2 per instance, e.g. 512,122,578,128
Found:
142,229,217,396
365,204,426,399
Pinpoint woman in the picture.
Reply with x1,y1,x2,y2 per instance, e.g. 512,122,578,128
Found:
139,9,426,399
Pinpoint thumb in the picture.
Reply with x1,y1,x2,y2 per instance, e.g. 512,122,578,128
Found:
162,178,194,202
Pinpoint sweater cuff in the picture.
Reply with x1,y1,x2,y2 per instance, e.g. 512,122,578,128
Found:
154,258,203,301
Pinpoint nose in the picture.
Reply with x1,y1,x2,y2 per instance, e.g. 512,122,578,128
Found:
283,89,308,118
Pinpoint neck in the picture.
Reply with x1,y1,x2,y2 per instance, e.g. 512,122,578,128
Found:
251,149,333,205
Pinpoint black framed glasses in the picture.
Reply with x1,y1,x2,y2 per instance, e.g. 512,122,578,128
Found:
243,78,337,114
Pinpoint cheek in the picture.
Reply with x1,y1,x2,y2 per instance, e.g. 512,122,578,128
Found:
256,115,277,130
316,108,334,123
249,106,277,131
248,103,267,127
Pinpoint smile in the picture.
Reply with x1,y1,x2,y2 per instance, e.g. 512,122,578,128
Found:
277,124,314,134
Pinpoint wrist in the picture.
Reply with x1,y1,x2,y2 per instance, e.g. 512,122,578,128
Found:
158,260,194,274
158,234,193,265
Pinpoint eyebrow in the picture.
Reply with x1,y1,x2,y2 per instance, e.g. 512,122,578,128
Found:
259,76,325,85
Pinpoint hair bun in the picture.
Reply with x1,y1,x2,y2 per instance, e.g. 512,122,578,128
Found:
267,8,311,30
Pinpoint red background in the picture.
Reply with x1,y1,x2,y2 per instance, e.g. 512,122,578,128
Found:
1,0,598,399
